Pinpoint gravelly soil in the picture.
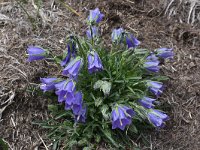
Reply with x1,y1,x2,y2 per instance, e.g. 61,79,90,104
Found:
0,0,200,149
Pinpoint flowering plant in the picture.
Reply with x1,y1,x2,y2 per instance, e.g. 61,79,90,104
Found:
27,8,173,149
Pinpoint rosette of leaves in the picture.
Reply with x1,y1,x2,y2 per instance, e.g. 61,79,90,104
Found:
28,8,173,150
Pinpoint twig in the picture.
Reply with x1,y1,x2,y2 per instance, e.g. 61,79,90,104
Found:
56,0,81,17
164,0,175,15
124,0,135,4
38,133,49,150
187,1,196,24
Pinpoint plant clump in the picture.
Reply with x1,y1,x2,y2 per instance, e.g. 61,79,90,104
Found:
27,8,173,149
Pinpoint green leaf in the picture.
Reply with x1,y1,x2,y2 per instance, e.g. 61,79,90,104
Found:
95,97,103,107
78,138,88,146
95,134,101,143
101,105,109,120
83,146,93,150
126,77,142,80
100,128,119,148
0,139,8,150
134,49,149,55
54,56,62,64
52,140,59,150
151,75,169,81
67,140,78,148
48,104,58,112
94,80,112,96
129,125,138,134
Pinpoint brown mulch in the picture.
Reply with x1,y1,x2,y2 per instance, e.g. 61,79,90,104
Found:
0,0,200,149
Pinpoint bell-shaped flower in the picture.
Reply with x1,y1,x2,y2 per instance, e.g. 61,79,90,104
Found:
61,40,76,67
111,28,124,43
40,77,58,92
64,91,83,113
125,33,140,49
87,51,103,73
55,80,76,103
144,60,160,73
62,57,83,78
138,97,156,109
156,48,173,59
64,92,76,110
111,105,135,130
86,26,98,39
147,81,163,96
27,46,47,62
71,92,83,115
87,8,104,24
74,106,87,123
146,54,159,62
61,48,71,67
148,109,169,128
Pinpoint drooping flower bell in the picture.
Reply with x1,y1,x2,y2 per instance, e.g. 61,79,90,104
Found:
138,96,156,109
86,26,98,39
61,39,76,67
71,92,83,115
64,91,83,113
148,109,169,128
146,53,159,62
64,92,76,110
155,48,173,59
55,80,76,103
147,81,163,96
87,8,104,24
40,77,58,92
144,60,160,73
74,106,87,123
27,46,47,62
125,33,140,49
111,105,135,130
62,57,83,78
87,51,103,73
111,28,124,43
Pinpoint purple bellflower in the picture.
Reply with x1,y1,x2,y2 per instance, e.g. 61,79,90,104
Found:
147,81,163,96
27,46,47,62
55,80,76,103
64,92,75,110
87,51,103,73
62,57,83,78
111,105,135,130
144,60,160,73
40,77,57,92
74,106,87,123
87,8,104,24
111,28,124,43
148,109,169,128
146,53,159,62
125,33,140,49
64,91,83,113
86,26,98,39
156,48,174,59
71,92,83,115
61,48,71,67
138,97,156,109
61,41,76,67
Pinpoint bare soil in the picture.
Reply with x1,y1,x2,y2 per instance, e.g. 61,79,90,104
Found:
0,0,200,149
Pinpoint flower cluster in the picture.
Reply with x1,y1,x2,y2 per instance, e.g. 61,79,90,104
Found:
27,8,173,148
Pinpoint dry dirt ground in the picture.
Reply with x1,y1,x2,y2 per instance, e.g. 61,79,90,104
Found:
0,0,200,149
